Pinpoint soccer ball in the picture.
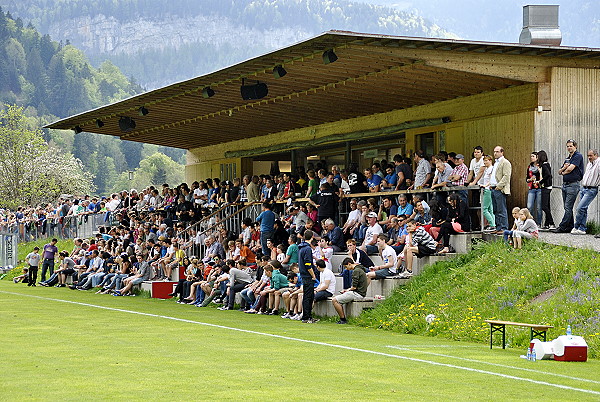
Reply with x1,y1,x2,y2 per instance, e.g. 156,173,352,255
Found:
425,314,436,324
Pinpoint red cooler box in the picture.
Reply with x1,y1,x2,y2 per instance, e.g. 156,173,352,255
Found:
552,335,588,362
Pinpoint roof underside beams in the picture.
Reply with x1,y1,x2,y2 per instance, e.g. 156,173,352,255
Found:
51,32,587,149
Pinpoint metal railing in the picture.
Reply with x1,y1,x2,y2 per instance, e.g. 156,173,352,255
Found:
178,203,262,259
2,212,118,242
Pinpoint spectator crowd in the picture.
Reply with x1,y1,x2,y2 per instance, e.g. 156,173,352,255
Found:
11,140,600,323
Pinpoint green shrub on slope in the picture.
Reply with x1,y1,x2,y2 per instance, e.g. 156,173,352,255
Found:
355,240,600,357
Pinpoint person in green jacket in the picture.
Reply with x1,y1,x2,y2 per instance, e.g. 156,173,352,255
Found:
264,260,289,315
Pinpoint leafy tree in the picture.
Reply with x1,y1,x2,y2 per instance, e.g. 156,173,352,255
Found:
0,104,93,208
111,152,184,193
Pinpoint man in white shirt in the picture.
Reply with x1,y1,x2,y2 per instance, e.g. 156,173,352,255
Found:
467,146,485,184
367,234,398,279
574,149,600,234
409,150,432,189
106,194,121,211
359,212,383,255
313,259,336,303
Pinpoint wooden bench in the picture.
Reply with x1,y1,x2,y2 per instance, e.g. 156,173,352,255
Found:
484,320,553,349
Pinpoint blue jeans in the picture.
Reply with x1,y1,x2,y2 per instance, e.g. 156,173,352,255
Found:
491,189,508,230
559,182,580,231
241,287,256,305
41,258,55,282
527,188,542,225
260,231,273,256
574,187,598,231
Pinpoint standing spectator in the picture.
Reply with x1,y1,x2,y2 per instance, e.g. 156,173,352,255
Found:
381,164,397,191
305,170,318,198
26,246,41,286
347,164,368,194
309,182,339,224
393,154,412,190
246,175,261,202
467,146,485,184
372,162,385,178
554,140,584,233
573,149,600,234
490,146,512,234
256,202,275,256
410,150,432,189
537,150,555,230
364,168,382,193
40,238,58,282
447,154,469,205
526,152,543,225
478,155,496,230
298,230,318,323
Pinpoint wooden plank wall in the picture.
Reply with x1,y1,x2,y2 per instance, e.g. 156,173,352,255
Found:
463,112,535,211
535,67,600,226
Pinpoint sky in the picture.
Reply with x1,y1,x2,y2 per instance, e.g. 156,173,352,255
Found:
352,0,600,47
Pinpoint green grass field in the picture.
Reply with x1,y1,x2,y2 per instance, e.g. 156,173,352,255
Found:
1,280,599,400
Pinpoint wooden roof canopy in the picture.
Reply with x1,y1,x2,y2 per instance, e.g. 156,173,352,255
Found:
46,31,600,149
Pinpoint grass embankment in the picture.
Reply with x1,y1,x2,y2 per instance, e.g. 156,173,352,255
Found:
1,238,74,280
355,240,600,357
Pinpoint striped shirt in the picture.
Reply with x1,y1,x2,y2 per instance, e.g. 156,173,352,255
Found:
581,158,600,187
409,227,437,250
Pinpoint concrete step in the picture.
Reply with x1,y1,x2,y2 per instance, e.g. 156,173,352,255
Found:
412,255,448,275
313,297,382,317
448,233,481,254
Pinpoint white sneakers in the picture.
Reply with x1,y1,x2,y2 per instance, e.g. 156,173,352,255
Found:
570,228,587,235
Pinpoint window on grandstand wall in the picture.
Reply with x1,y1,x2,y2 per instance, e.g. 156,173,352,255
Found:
437,130,446,153
417,132,435,157
220,163,237,181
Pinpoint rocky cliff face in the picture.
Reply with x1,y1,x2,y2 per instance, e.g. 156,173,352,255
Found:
49,14,313,56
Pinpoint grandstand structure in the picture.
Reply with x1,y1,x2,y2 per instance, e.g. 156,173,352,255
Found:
47,30,600,219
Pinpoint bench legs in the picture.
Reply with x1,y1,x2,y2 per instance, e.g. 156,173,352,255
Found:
531,328,548,342
489,324,549,349
489,323,506,349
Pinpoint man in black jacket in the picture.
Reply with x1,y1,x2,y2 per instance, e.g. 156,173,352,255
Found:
298,230,318,323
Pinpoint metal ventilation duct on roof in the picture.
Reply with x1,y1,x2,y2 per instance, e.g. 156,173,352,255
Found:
519,5,562,46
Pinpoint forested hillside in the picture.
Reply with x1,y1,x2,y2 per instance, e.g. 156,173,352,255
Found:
0,0,455,88
0,8,184,196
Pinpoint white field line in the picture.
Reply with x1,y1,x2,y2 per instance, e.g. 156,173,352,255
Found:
2,291,599,396
386,345,600,385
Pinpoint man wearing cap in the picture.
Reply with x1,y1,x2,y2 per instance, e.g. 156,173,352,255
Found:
447,153,469,205
359,212,383,255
